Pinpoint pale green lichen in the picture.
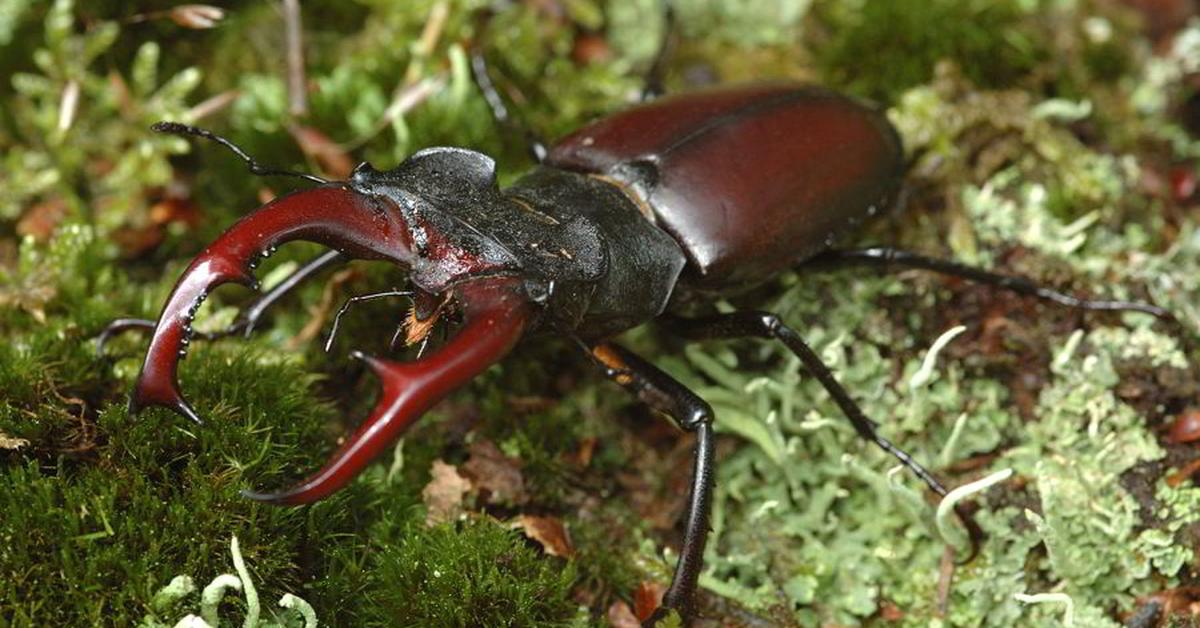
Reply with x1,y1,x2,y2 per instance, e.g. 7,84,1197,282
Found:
4,0,1198,624
140,536,317,628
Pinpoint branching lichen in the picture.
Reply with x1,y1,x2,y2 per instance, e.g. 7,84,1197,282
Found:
2,0,1198,625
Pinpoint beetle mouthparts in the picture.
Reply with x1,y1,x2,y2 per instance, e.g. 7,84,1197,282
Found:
129,185,412,425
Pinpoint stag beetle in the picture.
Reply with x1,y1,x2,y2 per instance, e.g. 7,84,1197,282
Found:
100,70,1175,625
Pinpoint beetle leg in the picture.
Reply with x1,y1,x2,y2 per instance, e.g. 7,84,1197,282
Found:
232,249,348,338
640,1,677,101
96,250,349,358
660,312,984,560
468,36,549,163
814,247,1177,322
580,340,714,625
242,277,530,504
127,185,415,425
97,317,237,357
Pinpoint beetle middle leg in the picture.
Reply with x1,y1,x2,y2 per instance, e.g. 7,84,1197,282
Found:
640,1,677,101
659,311,984,555
578,340,714,625
469,18,549,164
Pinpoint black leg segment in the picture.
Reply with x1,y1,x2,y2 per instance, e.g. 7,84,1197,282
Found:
662,311,984,560
468,44,548,164
640,2,677,102
664,311,949,496
235,249,348,337
814,246,1175,321
324,287,413,352
96,249,347,356
583,341,715,623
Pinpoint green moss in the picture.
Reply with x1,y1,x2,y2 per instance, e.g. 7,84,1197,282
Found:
2,0,1199,625
364,518,580,627
813,0,1045,102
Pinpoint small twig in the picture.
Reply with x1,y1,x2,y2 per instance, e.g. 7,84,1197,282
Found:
282,0,308,117
936,544,955,616
185,89,240,122
57,80,80,135
403,1,450,85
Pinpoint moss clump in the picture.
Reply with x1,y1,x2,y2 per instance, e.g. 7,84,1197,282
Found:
3,0,1200,625
363,518,579,626
813,0,1046,102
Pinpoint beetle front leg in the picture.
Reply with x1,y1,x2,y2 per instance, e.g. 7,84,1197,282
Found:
97,249,348,356
230,249,348,337
127,185,413,424
582,341,715,626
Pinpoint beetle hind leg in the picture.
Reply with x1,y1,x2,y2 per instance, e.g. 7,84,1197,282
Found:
814,246,1177,322
660,311,984,559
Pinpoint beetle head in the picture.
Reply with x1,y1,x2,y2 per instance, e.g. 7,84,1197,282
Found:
346,147,522,294
126,145,534,429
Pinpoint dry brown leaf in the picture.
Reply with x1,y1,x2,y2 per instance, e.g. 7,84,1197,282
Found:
606,600,640,628
633,583,672,619
514,514,574,558
16,198,66,242
170,5,225,29
568,436,596,468
421,459,470,526
633,580,666,623
0,432,30,450
461,439,527,506
289,125,355,180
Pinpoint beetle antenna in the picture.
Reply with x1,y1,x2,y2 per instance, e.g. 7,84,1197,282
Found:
152,121,330,184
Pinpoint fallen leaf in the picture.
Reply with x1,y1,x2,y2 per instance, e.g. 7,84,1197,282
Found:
633,580,666,623
572,33,612,66
1168,408,1200,444
0,267,55,323
606,600,640,628
0,432,30,450
1167,458,1200,487
567,436,596,468
461,439,527,506
880,599,905,621
289,125,354,179
421,459,470,526
513,514,574,557
16,198,66,242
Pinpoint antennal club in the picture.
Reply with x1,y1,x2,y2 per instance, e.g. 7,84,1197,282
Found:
151,121,329,184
